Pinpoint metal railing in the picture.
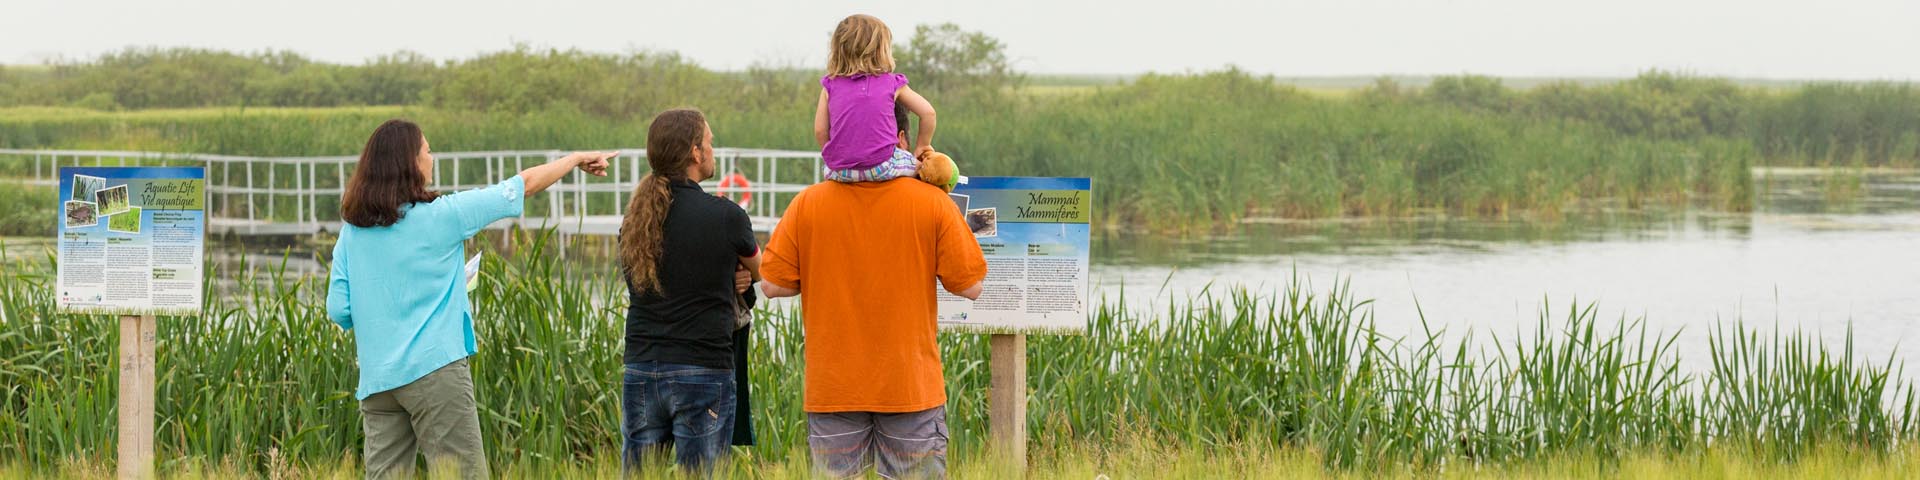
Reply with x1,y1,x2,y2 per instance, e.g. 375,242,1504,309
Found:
0,148,824,235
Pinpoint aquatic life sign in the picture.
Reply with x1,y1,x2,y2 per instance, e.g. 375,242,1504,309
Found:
56,167,206,316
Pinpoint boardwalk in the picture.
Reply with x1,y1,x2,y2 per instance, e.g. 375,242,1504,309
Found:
1,148,823,235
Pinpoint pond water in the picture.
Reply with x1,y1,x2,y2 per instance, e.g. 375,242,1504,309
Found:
1095,169,1920,368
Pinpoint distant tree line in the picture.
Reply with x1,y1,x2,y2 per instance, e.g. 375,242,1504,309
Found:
1,22,1913,166
0,23,1021,117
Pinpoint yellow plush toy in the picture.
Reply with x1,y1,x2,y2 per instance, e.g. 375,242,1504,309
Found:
917,150,961,193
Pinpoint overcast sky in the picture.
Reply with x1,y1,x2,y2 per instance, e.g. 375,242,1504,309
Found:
4,0,1916,80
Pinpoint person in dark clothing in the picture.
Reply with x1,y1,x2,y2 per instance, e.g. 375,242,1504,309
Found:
616,108,761,474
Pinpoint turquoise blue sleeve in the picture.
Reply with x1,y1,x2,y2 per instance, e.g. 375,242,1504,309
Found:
325,239,352,330
443,175,527,238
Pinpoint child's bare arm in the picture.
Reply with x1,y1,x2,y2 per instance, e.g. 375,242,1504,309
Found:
813,89,831,147
897,86,936,156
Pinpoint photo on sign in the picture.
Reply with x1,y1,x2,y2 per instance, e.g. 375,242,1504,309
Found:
949,193,970,213
966,208,997,238
108,207,142,234
71,175,105,203
64,200,97,228
95,184,131,216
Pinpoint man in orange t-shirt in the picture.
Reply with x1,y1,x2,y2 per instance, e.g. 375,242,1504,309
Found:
760,170,987,478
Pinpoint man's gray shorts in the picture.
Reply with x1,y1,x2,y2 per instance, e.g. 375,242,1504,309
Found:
807,406,948,479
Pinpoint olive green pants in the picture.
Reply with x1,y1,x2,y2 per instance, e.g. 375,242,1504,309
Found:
360,358,489,480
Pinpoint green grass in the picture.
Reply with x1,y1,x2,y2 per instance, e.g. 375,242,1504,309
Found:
9,45,1920,231
1822,165,1869,205
0,184,52,237
6,442,1920,479
0,72,1758,232
2,233,1918,476
946,72,1754,229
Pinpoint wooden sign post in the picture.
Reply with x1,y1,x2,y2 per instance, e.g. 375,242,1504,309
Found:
989,333,1028,471
53,167,205,479
937,177,1091,475
118,314,157,479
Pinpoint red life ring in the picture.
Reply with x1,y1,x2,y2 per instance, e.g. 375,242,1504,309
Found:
717,172,752,209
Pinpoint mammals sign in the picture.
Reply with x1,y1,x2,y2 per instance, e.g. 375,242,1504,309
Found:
937,177,1092,334
56,167,206,317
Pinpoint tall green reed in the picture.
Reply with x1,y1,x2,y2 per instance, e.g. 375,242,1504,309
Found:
0,69,1760,233
1,235,1915,474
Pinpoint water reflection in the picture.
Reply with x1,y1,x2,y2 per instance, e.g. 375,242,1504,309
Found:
1092,170,1920,370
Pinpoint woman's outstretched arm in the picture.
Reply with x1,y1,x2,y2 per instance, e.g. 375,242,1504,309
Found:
520,151,616,196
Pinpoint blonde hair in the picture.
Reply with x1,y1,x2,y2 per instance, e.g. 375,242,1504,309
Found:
826,14,894,77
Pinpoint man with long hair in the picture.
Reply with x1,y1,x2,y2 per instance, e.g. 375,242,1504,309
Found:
615,108,762,473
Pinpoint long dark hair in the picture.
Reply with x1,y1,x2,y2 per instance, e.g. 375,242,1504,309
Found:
342,119,438,227
619,109,707,295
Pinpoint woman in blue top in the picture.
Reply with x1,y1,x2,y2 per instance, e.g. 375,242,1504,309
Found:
326,119,613,479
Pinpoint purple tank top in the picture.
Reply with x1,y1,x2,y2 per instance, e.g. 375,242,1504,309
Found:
821,73,909,170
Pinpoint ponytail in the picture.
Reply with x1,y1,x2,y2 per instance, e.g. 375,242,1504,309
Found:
620,173,675,295
619,108,707,295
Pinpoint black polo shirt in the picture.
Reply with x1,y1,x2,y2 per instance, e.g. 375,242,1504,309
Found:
624,178,759,368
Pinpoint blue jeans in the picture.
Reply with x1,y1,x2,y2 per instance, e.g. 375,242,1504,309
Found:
621,362,736,473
